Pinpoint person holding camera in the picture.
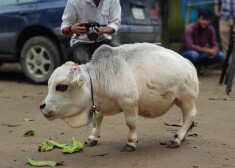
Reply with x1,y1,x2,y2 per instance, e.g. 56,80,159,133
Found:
61,0,121,64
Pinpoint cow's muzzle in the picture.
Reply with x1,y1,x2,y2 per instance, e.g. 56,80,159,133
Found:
40,102,56,120
40,102,46,110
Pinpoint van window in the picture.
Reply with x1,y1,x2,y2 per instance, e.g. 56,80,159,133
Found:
19,0,35,3
0,0,17,5
0,0,35,5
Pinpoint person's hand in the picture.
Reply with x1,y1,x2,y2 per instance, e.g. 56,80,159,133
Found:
207,49,217,58
198,47,217,57
70,20,88,35
95,26,104,35
214,11,221,18
94,26,115,35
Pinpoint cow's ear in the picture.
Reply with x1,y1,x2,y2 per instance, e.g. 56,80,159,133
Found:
69,63,79,72
68,63,85,86
73,73,85,86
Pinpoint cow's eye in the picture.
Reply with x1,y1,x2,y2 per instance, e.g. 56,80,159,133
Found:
56,84,68,92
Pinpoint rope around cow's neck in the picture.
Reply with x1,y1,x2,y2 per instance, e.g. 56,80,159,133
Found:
84,64,97,128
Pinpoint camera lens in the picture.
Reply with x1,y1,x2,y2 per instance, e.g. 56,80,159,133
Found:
87,27,98,41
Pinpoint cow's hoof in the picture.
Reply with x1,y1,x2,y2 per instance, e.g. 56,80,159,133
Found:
85,139,98,147
120,144,136,152
167,139,180,148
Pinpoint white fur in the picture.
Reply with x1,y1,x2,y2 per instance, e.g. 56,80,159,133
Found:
41,43,199,149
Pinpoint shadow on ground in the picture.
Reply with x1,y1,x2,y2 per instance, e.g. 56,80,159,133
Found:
0,63,30,83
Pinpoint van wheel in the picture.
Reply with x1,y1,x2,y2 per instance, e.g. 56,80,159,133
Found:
20,36,62,84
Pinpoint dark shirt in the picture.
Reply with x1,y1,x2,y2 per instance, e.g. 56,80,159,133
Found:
179,22,219,53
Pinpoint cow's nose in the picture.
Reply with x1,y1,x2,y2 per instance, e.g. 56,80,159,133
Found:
40,103,46,110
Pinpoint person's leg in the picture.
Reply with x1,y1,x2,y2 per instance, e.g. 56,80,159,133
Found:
196,53,208,66
180,50,200,64
87,42,103,60
219,18,233,54
87,40,121,60
181,51,211,75
201,51,225,66
71,43,92,64
102,39,121,47
89,40,120,59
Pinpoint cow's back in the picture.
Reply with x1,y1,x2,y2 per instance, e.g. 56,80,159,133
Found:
116,43,199,117
91,43,199,118
114,43,198,92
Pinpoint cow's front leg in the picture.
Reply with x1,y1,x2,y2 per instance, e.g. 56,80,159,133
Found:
85,113,103,147
121,102,138,152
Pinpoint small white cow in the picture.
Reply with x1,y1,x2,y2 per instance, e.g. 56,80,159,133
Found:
40,43,199,152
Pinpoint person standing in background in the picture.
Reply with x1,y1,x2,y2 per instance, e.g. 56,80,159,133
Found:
214,0,235,55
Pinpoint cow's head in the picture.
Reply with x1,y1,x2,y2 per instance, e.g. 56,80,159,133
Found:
40,61,92,128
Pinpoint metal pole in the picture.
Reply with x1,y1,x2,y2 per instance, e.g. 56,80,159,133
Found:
219,34,233,85
226,34,235,94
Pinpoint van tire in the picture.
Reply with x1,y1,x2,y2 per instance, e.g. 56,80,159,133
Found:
20,36,62,84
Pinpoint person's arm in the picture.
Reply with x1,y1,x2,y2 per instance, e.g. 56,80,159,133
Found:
197,48,217,57
203,26,219,57
61,0,86,36
96,0,121,35
96,26,115,35
214,0,221,18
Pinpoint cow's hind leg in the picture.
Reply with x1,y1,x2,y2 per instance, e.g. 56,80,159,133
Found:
85,114,103,147
120,100,138,152
121,111,138,152
167,99,197,148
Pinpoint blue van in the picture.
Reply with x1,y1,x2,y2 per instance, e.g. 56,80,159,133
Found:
0,0,160,83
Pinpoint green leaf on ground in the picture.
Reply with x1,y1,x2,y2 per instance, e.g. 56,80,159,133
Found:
48,140,67,149
24,130,34,137
38,140,66,152
24,154,63,167
38,140,54,152
62,137,84,154
38,138,83,154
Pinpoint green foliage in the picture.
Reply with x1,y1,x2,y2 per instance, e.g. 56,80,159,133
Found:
24,130,34,137
62,137,84,154
24,155,63,167
38,138,83,154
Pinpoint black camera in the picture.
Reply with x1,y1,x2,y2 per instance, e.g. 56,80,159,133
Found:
84,20,106,41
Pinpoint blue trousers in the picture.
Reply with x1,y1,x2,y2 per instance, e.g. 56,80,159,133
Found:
180,50,225,66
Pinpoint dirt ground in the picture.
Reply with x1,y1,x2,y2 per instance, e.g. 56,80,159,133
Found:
0,63,235,168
